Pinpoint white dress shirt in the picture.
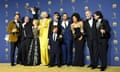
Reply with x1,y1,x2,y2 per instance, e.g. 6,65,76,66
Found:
88,17,93,28
53,21,58,26
61,20,69,28
14,20,20,27
96,19,102,29
53,33,57,41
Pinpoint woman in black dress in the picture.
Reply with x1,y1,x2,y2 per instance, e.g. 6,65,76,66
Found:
71,13,85,66
27,19,40,66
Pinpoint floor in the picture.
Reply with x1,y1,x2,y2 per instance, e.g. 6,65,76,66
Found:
0,63,120,72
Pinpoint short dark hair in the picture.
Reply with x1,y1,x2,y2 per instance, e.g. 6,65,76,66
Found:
14,12,20,16
62,12,68,16
54,12,60,16
94,11,103,19
54,12,61,20
71,13,81,22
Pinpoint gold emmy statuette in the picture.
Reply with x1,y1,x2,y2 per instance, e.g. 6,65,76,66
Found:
98,4,102,10
16,55,18,59
5,11,8,17
84,6,89,11
5,48,8,53
99,23,104,37
5,48,8,59
115,47,118,54
113,40,118,45
48,8,51,14
112,4,117,8
37,1,40,7
48,0,52,5
113,30,117,37
71,0,76,3
114,56,119,62
60,0,63,5
113,12,117,19
86,56,90,60
16,3,19,8
5,19,8,24
72,6,75,12
112,21,117,27
24,2,30,15
25,2,29,7
5,4,8,8
73,48,75,53
60,8,64,12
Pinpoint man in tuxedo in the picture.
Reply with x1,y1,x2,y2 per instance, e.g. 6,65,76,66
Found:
94,11,111,71
21,16,33,65
60,13,73,65
7,12,22,66
30,7,39,19
48,26,62,67
84,10,97,68
48,12,61,39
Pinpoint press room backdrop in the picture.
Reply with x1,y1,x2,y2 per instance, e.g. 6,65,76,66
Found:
0,0,119,66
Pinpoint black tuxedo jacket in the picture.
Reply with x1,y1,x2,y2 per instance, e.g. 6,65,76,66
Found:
84,19,97,40
48,20,61,38
96,19,111,39
21,22,33,40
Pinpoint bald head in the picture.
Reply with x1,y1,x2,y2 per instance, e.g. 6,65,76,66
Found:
85,10,92,19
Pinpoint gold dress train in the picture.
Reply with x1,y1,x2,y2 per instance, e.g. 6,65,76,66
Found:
39,18,51,65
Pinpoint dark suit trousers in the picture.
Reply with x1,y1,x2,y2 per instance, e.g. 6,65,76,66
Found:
10,40,21,64
95,39,108,67
49,51,61,66
21,38,32,65
87,39,97,66
62,40,73,65
49,41,61,66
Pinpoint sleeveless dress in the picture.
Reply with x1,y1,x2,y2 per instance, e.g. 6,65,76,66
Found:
73,27,85,66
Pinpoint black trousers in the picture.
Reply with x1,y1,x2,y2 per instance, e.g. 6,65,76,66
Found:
87,39,97,66
95,39,108,67
49,51,61,66
21,38,32,65
10,40,21,65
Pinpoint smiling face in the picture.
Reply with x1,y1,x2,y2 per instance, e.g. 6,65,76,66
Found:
24,16,30,23
40,11,48,18
14,14,20,21
94,14,100,20
54,14,59,21
85,10,92,19
33,19,38,26
62,13,68,21
72,16,78,23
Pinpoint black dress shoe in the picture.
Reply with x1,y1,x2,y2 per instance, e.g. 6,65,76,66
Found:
87,65,92,68
11,64,15,66
48,65,55,67
67,64,71,66
80,65,85,67
91,66,97,69
100,67,107,71
57,65,62,67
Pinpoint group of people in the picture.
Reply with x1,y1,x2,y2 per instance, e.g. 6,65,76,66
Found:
7,7,111,71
